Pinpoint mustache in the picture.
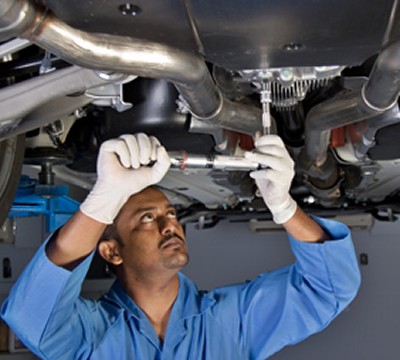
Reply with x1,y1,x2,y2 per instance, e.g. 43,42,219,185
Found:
158,233,185,248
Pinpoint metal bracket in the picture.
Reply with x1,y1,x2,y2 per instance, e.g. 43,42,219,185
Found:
85,75,137,112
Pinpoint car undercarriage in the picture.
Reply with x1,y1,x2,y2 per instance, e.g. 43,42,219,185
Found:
1,0,400,227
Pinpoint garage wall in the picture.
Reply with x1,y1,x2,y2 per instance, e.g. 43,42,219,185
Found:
182,218,400,360
0,217,44,306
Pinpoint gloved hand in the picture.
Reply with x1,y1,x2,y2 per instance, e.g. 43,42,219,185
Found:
80,133,171,224
244,134,297,224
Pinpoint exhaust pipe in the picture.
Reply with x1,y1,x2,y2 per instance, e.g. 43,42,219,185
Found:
301,90,376,169
0,0,37,41
299,40,400,204
0,0,261,136
362,40,400,111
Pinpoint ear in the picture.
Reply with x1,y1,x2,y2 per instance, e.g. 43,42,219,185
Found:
98,240,123,266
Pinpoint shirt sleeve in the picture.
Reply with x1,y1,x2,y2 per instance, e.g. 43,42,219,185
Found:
0,235,96,359
209,216,361,359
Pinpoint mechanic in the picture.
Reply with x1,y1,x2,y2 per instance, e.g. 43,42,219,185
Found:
1,133,360,359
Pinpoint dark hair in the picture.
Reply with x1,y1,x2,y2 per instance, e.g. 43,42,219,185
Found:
99,222,123,246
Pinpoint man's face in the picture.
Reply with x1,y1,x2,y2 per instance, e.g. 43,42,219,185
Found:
114,187,189,277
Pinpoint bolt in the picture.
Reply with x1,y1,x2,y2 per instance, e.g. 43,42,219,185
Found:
280,68,293,82
118,3,141,16
282,42,304,51
74,108,87,119
260,71,273,81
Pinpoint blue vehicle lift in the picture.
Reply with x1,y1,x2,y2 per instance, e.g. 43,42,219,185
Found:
8,175,80,232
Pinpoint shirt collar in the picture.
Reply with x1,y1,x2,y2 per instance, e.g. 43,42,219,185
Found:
103,272,216,322
104,280,143,320
172,273,216,321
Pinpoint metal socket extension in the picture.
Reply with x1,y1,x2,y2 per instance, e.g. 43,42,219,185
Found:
168,151,263,171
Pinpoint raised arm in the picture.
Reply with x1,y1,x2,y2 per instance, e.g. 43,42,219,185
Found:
235,135,360,357
245,134,329,242
47,133,171,268
1,133,171,358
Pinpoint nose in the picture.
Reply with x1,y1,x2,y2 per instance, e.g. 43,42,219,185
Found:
158,216,179,236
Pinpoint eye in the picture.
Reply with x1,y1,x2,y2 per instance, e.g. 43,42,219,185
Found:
167,209,177,218
140,213,155,223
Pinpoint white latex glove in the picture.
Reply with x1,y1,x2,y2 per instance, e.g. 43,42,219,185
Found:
80,133,171,224
244,135,297,224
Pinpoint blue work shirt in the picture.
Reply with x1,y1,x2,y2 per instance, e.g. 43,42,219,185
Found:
1,216,360,359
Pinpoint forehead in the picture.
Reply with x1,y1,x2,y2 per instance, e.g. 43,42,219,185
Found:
120,188,172,216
